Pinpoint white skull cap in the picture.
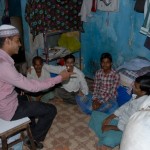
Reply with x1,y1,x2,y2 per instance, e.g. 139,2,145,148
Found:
0,24,19,37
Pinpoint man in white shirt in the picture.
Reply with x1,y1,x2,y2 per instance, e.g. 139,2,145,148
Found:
30,54,89,104
27,56,54,102
120,96,150,150
89,75,150,150
50,54,88,104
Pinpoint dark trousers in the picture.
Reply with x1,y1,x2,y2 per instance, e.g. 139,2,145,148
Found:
55,88,78,104
11,95,57,142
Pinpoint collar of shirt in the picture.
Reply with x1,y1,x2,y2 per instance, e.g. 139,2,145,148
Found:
0,49,14,65
101,68,115,75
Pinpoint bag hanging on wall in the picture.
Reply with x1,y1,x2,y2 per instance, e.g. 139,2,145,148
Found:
1,0,11,24
134,0,146,13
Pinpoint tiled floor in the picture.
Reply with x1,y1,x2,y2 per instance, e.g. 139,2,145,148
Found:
23,78,120,150
24,98,99,150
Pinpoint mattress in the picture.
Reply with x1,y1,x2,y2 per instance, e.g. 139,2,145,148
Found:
119,70,137,88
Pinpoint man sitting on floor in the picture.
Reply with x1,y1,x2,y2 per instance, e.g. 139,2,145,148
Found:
27,56,54,102
27,54,89,105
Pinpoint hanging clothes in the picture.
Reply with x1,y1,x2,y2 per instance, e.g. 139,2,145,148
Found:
97,0,119,12
25,0,83,37
140,0,150,50
79,0,119,22
140,0,150,36
79,0,93,22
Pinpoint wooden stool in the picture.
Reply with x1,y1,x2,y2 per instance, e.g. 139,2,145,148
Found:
0,117,36,150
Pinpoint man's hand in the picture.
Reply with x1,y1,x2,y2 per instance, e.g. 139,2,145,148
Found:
102,125,113,132
92,99,102,110
59,70,73,81
78,91,84,96
102,114,115,128
102,125,119,133
102,114,118,132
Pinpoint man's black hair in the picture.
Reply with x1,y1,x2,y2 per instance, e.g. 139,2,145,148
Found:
100,52,112,62
135,75,150,95
64,54,75,62
32,56,43,65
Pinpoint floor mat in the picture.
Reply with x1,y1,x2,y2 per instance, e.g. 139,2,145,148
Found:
24,98,98,150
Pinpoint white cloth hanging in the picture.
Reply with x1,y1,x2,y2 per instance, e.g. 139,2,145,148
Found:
78,0,93,22
79,0,119,22
29,33,44,52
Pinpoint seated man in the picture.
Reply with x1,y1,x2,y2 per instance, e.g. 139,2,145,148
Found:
120,96,150,150
89,75,150,150
27,56,54,102
34,54,89,104
76,52,120,114
0,24,72,149
54,54,89,104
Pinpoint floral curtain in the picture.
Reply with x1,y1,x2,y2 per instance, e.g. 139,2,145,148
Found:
25,0,83,37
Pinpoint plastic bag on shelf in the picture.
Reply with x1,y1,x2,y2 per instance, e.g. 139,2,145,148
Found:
58,32,81,53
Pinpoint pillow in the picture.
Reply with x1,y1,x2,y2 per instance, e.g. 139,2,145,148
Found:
117,86,132,106
119,72,136,87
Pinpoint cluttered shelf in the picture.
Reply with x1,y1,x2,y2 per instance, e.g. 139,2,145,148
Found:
41,46,73,61
42,30,81,68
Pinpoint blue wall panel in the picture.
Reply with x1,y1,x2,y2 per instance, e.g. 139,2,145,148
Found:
81,0,150,78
